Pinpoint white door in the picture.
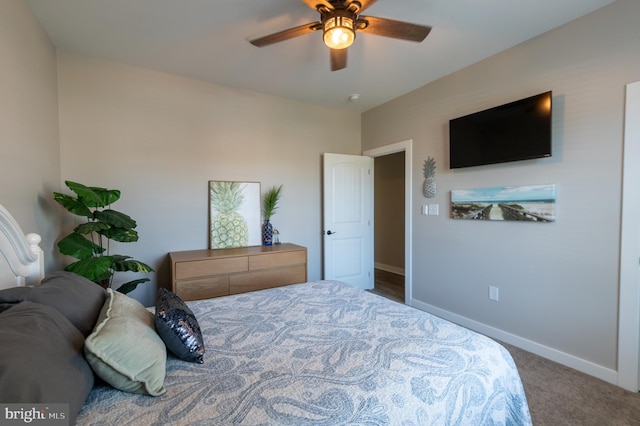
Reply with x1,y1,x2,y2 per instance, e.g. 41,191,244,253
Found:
323,153,374,290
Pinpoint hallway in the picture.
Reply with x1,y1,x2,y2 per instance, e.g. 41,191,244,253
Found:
370,269,404,303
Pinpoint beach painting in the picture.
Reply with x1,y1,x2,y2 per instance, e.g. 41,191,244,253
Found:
451,184,556,222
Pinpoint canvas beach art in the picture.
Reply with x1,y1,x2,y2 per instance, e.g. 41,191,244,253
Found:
451,184,556,222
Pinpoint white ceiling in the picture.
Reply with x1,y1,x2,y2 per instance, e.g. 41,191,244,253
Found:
27,0,616,112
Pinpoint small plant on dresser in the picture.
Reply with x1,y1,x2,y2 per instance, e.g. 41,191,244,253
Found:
262,185,283,245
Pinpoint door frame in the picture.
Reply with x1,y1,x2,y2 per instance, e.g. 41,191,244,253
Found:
363,140,413,304
618,81,640,391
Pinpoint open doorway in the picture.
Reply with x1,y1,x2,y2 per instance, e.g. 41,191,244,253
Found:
364,140,413,305
371,152,405,302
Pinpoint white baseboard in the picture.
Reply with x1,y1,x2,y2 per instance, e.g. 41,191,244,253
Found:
410,298,619,387
374,262,405,276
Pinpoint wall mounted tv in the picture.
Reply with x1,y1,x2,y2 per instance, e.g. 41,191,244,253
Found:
449,91,552,169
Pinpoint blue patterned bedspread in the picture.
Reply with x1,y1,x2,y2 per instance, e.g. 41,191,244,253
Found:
77,280,532,425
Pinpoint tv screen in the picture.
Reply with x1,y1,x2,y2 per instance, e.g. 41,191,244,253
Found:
449,91,552,169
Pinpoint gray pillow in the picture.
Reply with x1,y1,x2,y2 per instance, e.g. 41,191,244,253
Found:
155,288,205,363
0,271,106,336
0,302,14,314
0,301,94,424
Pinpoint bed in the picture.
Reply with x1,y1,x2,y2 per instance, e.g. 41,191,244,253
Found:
0,203,532,425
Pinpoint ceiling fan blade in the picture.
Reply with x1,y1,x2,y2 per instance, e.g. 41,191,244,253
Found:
357,15,432,42
300,0,335,12
346,0,377,14
330,48,347,71
249,22,321,47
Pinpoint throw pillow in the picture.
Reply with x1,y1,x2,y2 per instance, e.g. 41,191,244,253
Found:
84,289,167,396
0,301,94,424
155,287,205,363
0,271,106,336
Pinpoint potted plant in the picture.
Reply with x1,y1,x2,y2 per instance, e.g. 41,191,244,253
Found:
261,185,282,245
53,181,154,294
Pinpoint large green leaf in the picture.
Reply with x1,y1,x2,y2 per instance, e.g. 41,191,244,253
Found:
66,181,120,208
53,193,92,218
112,255,154,273
65,256,114,282
94,209,136,230
116,278,151,294
57,233,105,259
100,227,139,243
75,222,110,235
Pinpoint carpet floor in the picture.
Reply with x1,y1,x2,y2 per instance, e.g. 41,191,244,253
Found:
502,342,640,425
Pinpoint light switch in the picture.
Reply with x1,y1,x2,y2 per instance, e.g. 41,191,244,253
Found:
421,205,428,215
428,204,439,216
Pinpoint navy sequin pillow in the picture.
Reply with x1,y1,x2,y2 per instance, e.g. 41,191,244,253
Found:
155,288,205,363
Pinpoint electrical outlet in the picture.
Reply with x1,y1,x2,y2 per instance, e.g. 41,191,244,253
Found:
428,204,439,216
489,286,499,301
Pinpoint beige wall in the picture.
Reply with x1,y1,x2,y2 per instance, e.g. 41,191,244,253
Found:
56,52,361,306
362,0,640,377
0,0,61,269
374,152,404,272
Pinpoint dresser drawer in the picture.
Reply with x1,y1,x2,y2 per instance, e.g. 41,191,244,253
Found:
229,265,306,294
249,250,306,270
175,256,247,280
175,276,229,301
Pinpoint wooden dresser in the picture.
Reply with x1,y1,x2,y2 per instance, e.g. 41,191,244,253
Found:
169,243,307,301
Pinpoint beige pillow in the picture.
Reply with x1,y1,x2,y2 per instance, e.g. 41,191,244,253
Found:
84,289,167,396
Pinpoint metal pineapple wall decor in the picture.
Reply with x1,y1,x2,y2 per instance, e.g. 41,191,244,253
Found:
422,157,437,198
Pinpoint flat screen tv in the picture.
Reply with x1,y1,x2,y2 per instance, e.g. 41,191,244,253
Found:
449,91,552,169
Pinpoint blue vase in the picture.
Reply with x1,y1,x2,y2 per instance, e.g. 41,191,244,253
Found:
262,220,273,245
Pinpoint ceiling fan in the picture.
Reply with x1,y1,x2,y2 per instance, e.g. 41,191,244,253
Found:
249,0,432,71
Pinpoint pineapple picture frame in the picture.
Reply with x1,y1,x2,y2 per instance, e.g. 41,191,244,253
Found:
209,181,261,249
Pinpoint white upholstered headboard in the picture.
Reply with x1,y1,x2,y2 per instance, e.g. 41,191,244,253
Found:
0,203,44,289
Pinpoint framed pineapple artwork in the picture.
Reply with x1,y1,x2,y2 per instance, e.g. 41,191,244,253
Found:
209,181,261,249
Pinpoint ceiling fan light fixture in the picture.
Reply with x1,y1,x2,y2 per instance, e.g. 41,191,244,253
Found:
323,13,356,50
248,2,432,71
